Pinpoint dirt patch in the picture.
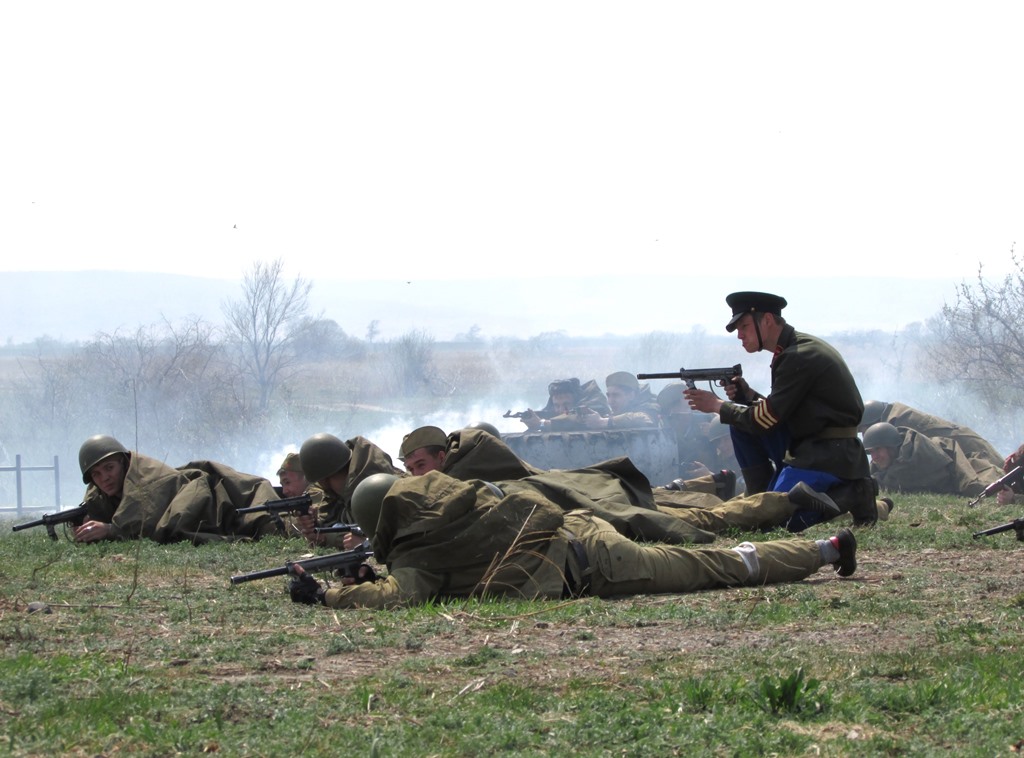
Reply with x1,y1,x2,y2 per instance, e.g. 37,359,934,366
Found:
169,545,1024,691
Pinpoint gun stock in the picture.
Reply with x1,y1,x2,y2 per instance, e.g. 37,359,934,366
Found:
11,504,89,541
230,543,375,585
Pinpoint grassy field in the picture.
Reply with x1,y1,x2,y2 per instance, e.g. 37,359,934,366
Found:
1,492,1022,757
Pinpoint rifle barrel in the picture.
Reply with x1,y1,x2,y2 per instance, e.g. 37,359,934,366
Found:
11,504,88,532
236,494,312,515
230,545,375,585
972,519,1024,538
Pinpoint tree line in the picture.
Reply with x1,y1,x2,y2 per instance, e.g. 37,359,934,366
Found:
3,252,1023,508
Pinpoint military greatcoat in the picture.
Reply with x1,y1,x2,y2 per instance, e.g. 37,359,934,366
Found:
83,453,279,543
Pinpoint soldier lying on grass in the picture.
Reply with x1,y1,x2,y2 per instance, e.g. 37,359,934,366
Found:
287,471,858,610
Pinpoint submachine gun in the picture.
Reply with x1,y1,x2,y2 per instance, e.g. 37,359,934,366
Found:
230,542,376,585
236,493,313,517
637,364,743,394
235,493,363,537
972,518,1024,541
11,503,89,541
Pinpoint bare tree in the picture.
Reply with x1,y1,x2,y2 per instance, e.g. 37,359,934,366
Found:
6,317,230,489
926,249,1024,413
222,259,314,413
366,319,380,344
82,317,228,452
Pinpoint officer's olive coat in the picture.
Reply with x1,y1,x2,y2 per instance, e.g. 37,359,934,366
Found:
720,324,870,480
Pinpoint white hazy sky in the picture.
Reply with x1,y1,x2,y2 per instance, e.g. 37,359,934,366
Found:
1,2,1021,286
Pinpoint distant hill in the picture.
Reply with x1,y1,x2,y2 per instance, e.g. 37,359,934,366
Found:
0,271,961,345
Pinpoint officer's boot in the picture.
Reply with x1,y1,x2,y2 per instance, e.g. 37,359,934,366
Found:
826,476,879,526
713,469,738,500
740,463,775,496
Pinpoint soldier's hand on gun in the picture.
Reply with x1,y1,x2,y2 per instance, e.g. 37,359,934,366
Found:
997,486,1017,506
339,531,366,550
520,410,543,431
579,407,606,429
296,512,325,546
341,563,379,586
684,387,723,414
74,520,111,543
288,565,327,605
725,375,750,402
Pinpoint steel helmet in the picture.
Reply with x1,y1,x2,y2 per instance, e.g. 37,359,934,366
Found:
299,433,352,483
862,422,903,450
466,421,500,439
860,400,888,430
79,435,129,484
350,473,400,539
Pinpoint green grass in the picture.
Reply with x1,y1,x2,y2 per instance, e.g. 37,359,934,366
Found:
1,493,1023,756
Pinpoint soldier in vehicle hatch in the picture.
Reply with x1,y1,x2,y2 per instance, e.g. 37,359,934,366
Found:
518,377,611,432
578,371,660,430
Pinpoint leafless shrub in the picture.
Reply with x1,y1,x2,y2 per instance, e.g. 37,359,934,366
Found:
222,259,314,413
925,249,1024,414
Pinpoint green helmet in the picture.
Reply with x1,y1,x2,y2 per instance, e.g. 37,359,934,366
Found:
862,422,903,450
860,400,888,429
466,421,500,439
79,435,129,483
350,473,399,539
299,433,352,484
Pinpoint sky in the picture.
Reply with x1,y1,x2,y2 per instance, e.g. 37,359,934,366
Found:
2,3,1022,295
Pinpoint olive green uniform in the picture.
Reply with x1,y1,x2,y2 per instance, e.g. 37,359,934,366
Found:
315,436,403,548
657,383,719,474
442,428,544,481
720,324,870,480
878,402,1003,481
872,428,1002,497
278,485,327,539
323,472,835,609
607,384,661,430
83,454,279,543
442,427,822,539
543,379,612,431
654,488,815,533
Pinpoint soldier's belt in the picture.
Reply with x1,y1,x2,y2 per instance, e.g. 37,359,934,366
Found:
816,426,859,440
